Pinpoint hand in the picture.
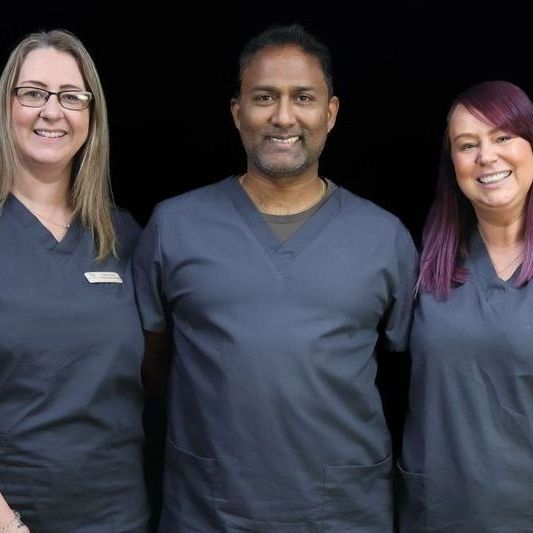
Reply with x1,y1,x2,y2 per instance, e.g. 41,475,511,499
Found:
0,494,30,532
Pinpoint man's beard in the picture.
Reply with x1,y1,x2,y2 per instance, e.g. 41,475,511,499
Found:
246,143,323,179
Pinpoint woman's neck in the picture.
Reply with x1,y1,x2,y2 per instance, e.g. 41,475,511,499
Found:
12,168,71,208
477,215,525,247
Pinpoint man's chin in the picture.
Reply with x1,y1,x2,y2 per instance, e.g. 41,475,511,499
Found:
254,159,311,179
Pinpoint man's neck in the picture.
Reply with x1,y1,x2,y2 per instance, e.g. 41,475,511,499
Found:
239,172,327,215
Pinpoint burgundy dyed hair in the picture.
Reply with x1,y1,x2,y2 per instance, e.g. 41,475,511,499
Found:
418,80,533,298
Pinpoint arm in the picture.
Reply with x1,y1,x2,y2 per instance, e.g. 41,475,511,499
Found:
142,330,171,403
133,205,170,400
376,223,418,456
376,345,411,458
0,493,29,532
142,330,171,531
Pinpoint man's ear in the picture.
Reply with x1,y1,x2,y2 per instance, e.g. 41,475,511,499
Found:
327,96,340,133
231,97,241,130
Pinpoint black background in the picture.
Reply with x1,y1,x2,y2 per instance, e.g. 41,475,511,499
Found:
3,1,533,243
2,1,532,523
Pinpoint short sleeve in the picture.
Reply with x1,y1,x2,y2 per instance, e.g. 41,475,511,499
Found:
133,206,167,333
382,223,418,351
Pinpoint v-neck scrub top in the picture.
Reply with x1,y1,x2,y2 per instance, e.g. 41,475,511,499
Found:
134,177,418,532
400,230,533,532
0,195,149,532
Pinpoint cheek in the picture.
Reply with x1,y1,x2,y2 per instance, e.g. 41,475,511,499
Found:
239,119,264,145
75,114,90,144
243,114,266,132
514,149,533,183
314,113,335,137
451,156,476,199
521,164,533,190
11,103,33,132
454,173,468,196
451,154,472,183
10,109,37,151
236,107,263,128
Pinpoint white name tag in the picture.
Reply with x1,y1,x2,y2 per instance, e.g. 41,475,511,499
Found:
84,272,123,284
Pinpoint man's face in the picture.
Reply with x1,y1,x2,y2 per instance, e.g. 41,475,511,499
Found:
231,45,339,180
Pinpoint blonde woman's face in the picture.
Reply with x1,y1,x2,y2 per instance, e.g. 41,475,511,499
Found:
11,47,90,177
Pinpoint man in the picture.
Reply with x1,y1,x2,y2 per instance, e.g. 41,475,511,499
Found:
135,24,417,532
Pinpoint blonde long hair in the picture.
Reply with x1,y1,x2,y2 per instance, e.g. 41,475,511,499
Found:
0,29,116,259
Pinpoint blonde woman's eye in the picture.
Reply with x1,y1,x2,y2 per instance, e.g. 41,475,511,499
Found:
21,88,46,99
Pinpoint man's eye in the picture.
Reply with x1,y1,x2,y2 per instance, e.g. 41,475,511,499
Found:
254,95,274,102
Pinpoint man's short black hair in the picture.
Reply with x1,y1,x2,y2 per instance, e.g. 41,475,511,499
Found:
236,23,334,97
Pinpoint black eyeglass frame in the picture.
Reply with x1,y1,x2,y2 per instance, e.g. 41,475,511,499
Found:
12,86,93,110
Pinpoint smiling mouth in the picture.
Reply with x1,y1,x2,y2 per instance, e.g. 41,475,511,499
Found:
477,170,511,185
34,129,67,138
266,135,301,145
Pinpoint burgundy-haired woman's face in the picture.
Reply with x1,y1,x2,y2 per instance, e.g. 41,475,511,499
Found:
449,104,533,218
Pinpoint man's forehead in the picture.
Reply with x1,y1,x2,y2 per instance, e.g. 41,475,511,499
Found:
241,45,327,91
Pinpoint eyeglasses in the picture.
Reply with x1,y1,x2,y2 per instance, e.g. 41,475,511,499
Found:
13,86,93,110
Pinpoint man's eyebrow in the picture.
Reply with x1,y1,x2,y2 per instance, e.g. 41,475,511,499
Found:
250,85,317,92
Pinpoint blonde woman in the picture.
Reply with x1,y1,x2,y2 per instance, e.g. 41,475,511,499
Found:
0,30,149,531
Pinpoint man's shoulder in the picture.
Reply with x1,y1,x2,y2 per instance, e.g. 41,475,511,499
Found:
151,177,233,219
335,187,417,262
336,186,404,229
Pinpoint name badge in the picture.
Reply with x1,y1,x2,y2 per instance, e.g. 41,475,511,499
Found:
84,272,123,284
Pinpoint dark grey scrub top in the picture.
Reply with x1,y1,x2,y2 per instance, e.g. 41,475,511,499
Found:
134,176,418,532
0,195,149,532
400,229,533,532
262,178,336,241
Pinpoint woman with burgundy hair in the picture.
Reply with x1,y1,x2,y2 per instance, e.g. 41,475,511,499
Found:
399,80,533,531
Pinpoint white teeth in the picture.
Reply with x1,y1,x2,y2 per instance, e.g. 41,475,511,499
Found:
35,129,66,138
477,171,511,184
270,136,299,144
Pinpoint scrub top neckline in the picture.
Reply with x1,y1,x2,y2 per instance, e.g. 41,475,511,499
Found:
468,228,522,288
4,193,83,254
222,175,342,271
